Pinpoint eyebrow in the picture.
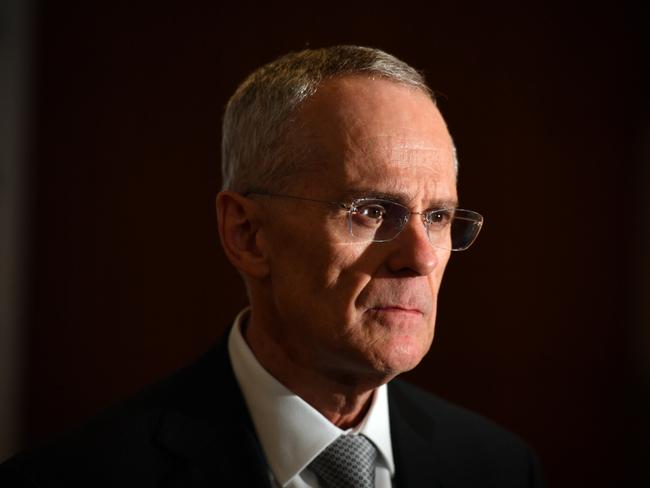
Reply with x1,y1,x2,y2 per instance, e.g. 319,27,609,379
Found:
342,189,459,209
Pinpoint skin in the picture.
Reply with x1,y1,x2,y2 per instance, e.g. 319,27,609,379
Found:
217,76,458,428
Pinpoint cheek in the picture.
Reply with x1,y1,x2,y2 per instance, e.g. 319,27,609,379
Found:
321,244,370,289
266,222,360,300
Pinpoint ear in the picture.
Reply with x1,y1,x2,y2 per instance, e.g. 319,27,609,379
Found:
216,191,270,279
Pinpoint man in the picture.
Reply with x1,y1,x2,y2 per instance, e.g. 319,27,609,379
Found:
0,46,544,487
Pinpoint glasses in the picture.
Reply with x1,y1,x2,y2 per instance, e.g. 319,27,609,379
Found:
246,192,483,251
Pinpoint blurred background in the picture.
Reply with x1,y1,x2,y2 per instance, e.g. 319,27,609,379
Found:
1,1,648,485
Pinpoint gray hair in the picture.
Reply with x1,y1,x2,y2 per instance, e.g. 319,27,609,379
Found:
221,45,441,193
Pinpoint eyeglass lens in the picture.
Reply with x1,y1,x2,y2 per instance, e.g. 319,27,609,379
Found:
348,200,481,250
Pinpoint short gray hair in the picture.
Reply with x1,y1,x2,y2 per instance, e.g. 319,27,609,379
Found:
221,45,437,193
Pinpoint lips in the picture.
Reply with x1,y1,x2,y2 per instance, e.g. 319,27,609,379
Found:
356,279,434,317
363,295,432,318
361,294,433,316
370,306,423,315
362,294,432,316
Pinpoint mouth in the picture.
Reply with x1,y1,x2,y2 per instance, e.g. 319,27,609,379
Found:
369,306,423,316
365,306,426,331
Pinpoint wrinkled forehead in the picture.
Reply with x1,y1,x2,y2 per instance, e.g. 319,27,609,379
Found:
342,138,457,203
299,136,458,206
342,134,453,169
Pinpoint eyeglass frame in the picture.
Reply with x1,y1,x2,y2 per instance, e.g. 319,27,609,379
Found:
244,191,484,251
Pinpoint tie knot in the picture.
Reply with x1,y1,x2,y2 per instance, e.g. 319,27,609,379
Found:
308,434,378,488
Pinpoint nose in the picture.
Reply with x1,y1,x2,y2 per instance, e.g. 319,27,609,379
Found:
385,214,440,276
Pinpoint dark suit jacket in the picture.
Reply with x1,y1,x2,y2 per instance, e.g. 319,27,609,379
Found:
0,337,545,487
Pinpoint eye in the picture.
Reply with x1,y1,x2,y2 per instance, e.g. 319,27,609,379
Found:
352,202,387,227
426,209,453,227
358,203,386,220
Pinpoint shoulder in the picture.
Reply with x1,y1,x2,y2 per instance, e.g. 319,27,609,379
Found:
389,379,518,440
0,374,179,485
388,379,545,487
0,340,244,486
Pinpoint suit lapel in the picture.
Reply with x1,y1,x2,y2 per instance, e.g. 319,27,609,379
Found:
389,381,449,488
153,337,272,487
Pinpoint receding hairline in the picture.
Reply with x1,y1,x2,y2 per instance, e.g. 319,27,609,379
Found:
221,46,457,193
285,74,451,169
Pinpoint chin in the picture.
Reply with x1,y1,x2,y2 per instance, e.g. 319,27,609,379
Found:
370,334,433,378
368,315,435,372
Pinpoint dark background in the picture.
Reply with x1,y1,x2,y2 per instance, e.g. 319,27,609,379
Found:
11,1,650,486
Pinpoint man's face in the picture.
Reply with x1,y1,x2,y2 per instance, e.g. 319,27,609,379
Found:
257,76,458,385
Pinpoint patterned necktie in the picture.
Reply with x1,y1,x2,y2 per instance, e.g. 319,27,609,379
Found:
308,434,378,488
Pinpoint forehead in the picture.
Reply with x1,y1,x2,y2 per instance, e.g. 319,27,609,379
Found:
295,76,457,203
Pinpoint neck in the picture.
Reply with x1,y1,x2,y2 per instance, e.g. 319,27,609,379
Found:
243,309,385,429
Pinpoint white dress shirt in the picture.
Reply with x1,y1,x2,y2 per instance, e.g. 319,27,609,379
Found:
228,308,395,488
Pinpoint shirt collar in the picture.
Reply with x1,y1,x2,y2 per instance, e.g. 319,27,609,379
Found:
228,308,395,486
